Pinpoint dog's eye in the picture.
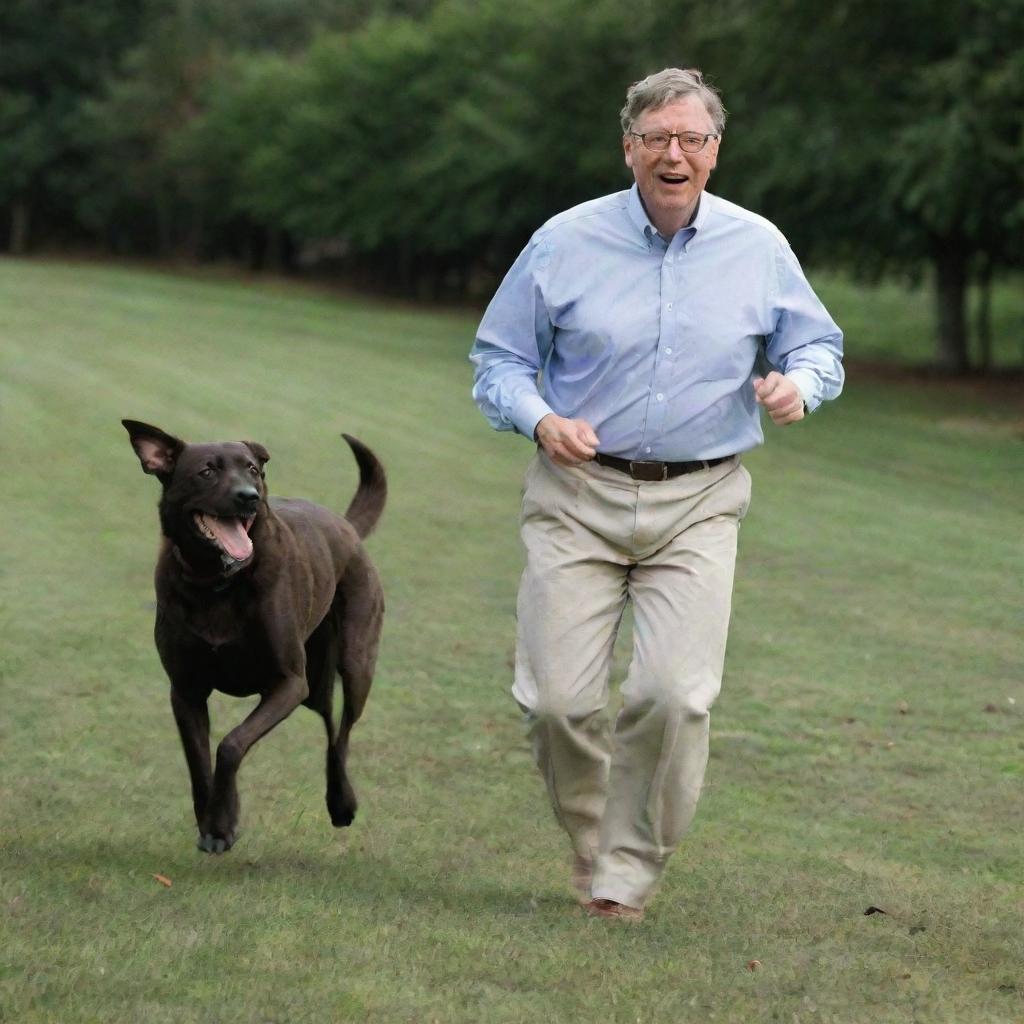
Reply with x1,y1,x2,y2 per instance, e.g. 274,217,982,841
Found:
247,464,260,476
198,467,215,479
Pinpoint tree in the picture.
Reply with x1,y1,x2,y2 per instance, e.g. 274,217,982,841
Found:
62,0,416,258
888,4,1024,370
693,0,1024,371
0,0,145,251
185,0,668,292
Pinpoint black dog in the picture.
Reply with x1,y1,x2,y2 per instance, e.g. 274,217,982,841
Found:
124,420,385,852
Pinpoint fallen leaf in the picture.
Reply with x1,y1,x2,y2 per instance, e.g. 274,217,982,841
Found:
898,701,909,715
909,925,926,935
746,960,761,971
864,906,887,916
984,704,999,713
152,874,172,888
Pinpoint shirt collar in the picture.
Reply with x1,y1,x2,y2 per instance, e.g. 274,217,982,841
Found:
627,183,714,248
627,183,656,241
691,190,714,233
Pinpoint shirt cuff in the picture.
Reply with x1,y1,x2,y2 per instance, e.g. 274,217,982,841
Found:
785,369,820,413
512,393,556,440
503,391,552,440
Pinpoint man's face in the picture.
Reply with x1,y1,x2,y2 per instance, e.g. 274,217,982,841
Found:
623,95,720,234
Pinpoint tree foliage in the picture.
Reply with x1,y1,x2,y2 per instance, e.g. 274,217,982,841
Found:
698,0,1024,369
3,0,1022,366
0,0,145,250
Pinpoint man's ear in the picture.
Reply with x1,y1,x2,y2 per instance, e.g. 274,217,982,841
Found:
623,133,635,172
122,420,184,476
243,441,270,471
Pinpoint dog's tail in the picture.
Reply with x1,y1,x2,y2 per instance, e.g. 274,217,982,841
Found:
341,434,387,539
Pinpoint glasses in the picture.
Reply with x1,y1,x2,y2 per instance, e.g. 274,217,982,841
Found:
629,130,718,154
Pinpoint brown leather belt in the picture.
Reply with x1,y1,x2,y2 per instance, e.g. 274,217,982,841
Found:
593,452,734,481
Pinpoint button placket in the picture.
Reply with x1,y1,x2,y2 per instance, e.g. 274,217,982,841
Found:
648,241,683,444
641,238,680,458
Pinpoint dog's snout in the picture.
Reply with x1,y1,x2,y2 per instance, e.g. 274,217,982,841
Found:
234,486,260,510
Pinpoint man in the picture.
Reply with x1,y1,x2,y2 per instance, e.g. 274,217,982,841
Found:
470,68,843,920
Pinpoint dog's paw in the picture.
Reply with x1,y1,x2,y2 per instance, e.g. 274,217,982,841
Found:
197,831,236,854
330,806,356,828
328,779,358,827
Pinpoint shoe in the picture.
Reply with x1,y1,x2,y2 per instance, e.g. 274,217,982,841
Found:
571,854,593,904
584,898,645,921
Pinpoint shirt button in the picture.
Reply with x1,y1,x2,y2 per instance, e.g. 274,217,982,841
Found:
656,393,664,402
667,303,673,311
645,447,652,454
665,347,673,354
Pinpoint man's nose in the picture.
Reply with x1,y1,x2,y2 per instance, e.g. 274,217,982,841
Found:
666,137,687,159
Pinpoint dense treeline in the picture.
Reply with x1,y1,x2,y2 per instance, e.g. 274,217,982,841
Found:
3,0,1022,368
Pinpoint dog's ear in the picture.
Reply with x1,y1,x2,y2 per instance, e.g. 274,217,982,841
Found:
243,441,270,471
123,420,184,477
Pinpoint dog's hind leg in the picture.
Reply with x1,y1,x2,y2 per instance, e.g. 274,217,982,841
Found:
301,616,352,828
326,554,384,828
170,688,213,833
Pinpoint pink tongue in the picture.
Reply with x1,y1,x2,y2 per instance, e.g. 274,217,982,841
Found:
204,515,253,561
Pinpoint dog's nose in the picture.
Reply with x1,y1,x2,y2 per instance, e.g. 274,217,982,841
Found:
234,486,260,511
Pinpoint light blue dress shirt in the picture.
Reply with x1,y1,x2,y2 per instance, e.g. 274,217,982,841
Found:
470,185,844,461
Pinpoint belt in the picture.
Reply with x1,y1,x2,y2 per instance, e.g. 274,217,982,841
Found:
592,452,734,481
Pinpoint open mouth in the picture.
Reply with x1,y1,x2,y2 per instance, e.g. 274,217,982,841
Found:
192,512,255,562
659,174,689,186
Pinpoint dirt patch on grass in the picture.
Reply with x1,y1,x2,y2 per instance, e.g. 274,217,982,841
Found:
847,360,1024,395
847,359,1024,409
936,416,1024,441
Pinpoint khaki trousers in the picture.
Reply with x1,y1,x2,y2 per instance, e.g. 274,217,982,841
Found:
512,451,751,908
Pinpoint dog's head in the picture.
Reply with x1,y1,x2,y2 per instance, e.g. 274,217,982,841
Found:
123,420,270,569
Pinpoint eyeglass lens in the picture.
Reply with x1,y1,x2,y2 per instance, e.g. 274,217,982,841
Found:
641,132,708,153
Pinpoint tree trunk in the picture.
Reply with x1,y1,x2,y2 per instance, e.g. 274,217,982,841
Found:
932,238,970,372
396,240,414,294
186,209,204,261
277,231,295,273
10,198,31,254
265,226,284,273
155,192,173,256
244,224,265,271
974,257,993,372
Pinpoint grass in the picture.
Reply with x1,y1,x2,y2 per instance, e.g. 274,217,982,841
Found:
0,257,1022,1024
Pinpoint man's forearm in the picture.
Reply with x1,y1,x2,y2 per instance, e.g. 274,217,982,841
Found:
470,342,554,436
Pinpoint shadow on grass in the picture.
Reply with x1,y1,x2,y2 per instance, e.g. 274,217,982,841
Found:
2,830,567,920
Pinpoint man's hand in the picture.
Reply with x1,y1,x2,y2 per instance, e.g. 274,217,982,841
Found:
753,372,805,426
534,414,599,466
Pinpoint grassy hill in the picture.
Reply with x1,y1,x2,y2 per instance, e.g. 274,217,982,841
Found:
1,258,1021,1023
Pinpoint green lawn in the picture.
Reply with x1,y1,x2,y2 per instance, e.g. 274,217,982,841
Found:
1,258,1021,1024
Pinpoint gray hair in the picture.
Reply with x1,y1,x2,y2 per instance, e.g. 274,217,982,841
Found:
620,68,727,135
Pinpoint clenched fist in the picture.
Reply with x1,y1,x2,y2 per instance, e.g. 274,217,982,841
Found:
753,372,805,426
534,414,599,466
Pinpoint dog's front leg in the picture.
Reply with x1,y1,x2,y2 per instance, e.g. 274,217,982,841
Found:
199,672,309,853
170,687,213,836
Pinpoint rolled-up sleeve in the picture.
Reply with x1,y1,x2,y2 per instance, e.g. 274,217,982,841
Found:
767,243,845,412
470,236,557,438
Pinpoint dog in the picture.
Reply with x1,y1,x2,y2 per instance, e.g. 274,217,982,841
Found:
123,420,385,853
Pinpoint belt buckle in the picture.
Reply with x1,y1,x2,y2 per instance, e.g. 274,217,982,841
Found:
628,460,668,482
